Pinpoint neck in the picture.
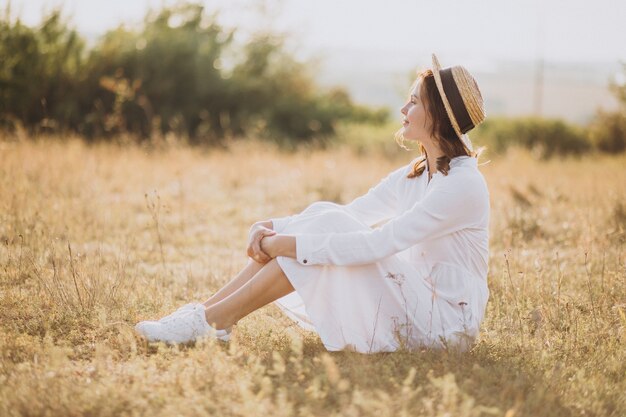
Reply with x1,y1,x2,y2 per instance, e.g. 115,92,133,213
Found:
422,142,445,175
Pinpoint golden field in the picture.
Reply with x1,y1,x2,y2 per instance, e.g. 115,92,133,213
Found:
0,136,624,417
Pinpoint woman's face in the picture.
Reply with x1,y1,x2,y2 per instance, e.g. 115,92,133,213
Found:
400,78,433,144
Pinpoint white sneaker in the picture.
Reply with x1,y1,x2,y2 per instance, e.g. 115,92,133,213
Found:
158,302,232,341
158,303,195,323
135,303,230,344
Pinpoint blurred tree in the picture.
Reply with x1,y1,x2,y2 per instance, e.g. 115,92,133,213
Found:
0,10,84,132
81,3,233,142
610,63,626,107
588,111,626,153
475,117,591,158
0,2,388,145
587,62,626,154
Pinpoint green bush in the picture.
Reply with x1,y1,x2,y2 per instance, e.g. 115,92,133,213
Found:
0,3,387,145
80,4,233,142
474,117,591,158
0,11,84,132
586,62,626,154
588,111,626,153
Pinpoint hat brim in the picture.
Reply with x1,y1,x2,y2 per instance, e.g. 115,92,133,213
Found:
431,54,473,152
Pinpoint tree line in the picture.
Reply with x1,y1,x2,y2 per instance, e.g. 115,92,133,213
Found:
0,3,388,145
1,2,624,154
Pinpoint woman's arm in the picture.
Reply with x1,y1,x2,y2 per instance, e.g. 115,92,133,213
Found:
268,162,411,233
259,166,405,260
340,163,407,226
260,235,297,259
291,173,489,266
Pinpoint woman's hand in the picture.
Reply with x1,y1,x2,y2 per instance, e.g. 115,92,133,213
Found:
247,223,276,264
259,235,277,259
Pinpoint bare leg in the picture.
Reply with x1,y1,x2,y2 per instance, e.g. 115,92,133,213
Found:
202,259,265,308
203,258,294,330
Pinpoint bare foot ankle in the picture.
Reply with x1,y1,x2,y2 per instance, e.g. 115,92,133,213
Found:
204,308,234,331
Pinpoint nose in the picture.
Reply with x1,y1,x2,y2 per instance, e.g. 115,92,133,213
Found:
400,103,408,115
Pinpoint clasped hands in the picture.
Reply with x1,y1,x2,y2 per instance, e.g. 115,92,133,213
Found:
246,222,280,264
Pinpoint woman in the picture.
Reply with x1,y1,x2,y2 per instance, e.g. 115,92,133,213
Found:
135,54,490,353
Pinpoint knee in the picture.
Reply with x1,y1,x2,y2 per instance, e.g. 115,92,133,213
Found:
283,201,369,234
302,201,343,215
307,209,368,233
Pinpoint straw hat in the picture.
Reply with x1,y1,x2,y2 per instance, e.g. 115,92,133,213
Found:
431,54,485,152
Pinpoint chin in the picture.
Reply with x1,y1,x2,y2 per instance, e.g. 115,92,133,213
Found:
402,132,419,143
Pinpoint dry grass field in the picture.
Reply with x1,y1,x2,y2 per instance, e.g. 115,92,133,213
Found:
0,136,624,416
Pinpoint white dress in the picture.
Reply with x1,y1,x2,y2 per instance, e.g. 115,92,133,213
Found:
270,155,490,353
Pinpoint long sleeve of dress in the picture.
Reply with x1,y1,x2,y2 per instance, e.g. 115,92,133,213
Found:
270,161,411,232
340,163,407,226
294,172,489,266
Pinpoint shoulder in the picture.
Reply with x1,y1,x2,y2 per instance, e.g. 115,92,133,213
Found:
437,160,489,199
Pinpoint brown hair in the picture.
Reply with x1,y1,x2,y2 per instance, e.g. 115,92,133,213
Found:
394,69,482,179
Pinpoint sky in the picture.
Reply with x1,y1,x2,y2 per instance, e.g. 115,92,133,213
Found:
6,0,626,64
